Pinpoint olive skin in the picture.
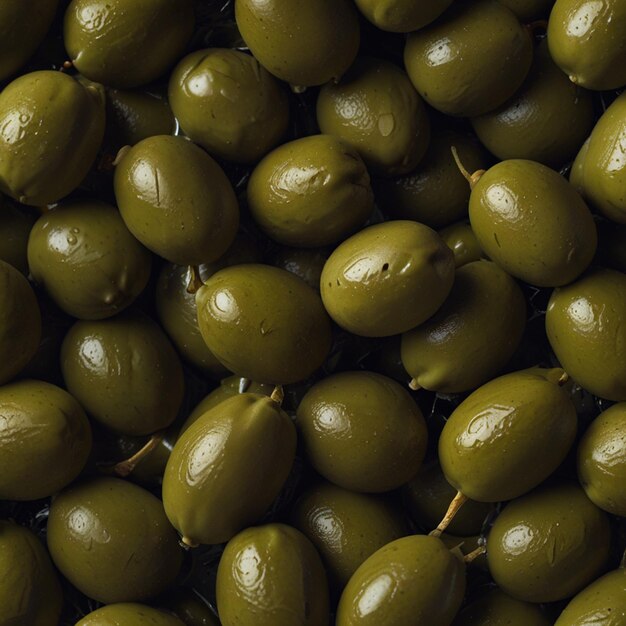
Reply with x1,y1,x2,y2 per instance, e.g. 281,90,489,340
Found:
498,0,555,20
321,221,455,338
439,221,485,268
401,260,526,394
375,130,487,228
0,71,105,206
247,135,374,247
336,535,466,626
577,403,626,516
404,1,533,117
354,0,453,33
469,160,597,287
317,58,430,177
292,482,408,588
235,0,360,87
547,0,626,90
554,569,626,626
61,310,185,436
64,0,195,88
0,197,35,275
196,264,332,385
77,604,186,626
114,135,240,266
487,482,611,603
47,477,183,604
217,524,329,626
471,40,595,168
0,521,63,626
271,246,328,291
296,371,428,493
163,393,296,546
0,259,41,384
439,368,577,502
546,269,626,401
28,201,152,320
169,48,289,163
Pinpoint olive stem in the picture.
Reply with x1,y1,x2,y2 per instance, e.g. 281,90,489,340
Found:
463,544,487,564
112,431,165,477
557,371,569,386
186,266,203,294
270,385,284,406
450,146,484,190
59,60,73,72
430,491,469,537
180,536,199,550
408,378,421,391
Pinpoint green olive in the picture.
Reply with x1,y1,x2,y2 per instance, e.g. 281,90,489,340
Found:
353,0,453,33
271,246,328,291
439,221,486,268
0,196,35,275
77,604,186,626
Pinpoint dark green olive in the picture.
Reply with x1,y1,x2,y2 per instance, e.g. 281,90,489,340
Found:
159,589,220,626
0,196,35,275
353,0,453,33
439,221,486,268
77,604,186,626
271,246,328,291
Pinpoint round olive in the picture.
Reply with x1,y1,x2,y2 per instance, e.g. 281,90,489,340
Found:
487,482,611,602
439,221,485,268
235,0,360,87
47,477,183,604
353,0,453,33
169,48,289,163
297,371,428,493
596,221,626,273
159,589,220,626
546,269,626,401
0,196,35,275
28,200,152,320
114,135,240,266
404,0,533,117
0,71,105,206
61,309,185,436
497,0,554,20
271,246,328,291
320,220,455,337
77,604,186,626
64,0,195,88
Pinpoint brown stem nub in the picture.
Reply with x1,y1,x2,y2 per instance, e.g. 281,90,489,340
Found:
464,544,487,564
408,378,421,391
557,370,569,386
112,145,132,167
186,266,203,294
113,431,165,477
59,60,73,72
430,491,469,537
290,84,307,94
180,536,199,550
450,146,484,190
270,385,284,406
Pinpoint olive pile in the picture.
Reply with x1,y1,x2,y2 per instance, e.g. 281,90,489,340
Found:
0,0,625,625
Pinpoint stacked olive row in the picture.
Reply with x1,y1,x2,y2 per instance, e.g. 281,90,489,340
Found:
1,0,626,624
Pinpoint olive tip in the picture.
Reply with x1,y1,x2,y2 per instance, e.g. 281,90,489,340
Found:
180,536,199,550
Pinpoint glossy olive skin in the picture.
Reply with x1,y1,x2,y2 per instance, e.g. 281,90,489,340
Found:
321,220,455,337
401,260,526,393
0,521,62,626
77,604,186,626
196,264,332,385
160,589,220,626
337,535,466,626
354,0,453,32
0,197,35,274
61,310,185,436
169,48,289,163
47,477,183,604
439,221,485,268
578,403,626,516
28,201,152,320
114,135,239,266
487,482,611,602
469,160,597,287
554,569,626,626
548,0,626,90
64,0,195,88
247,135,374,247
404,1,533,117
271,246,328,291
0,259,41,384
163,393,296,546
471,40,595,167
375,130,487,228
0,71,105,206
498,0,555,19
297,371,428,492
235,0,360,87
292,481,408,588
546,269,626,401
317,58,430,177
597,222,626,273
404,461,493,536
440,368,577,502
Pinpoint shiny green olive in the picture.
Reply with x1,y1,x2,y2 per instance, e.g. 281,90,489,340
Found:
61,309,185,436
247,135,374,246
596,221,626,273
547,0,626,90
169,48,289,163
163,393,296,546
292,481,408,588
401,260,526,393
469,159,597,287
487,482,611,602
439,368,577,502
569,135,588,193
114,135,240,266
196,264,332,385
321,220,455,337
0,196,35,274
64,0,195,88
404,1,533,117
317,57,430,177
0,71,105,206
0,521,62,626
297,371,428,493
497,0,555,19
77,604,186,626
353,0,453,32
336,535,466,626
159,589,220,626
271,246,328,291
28,200,151,320
235,0,360,87
546,269,626,401
439,221,486,268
